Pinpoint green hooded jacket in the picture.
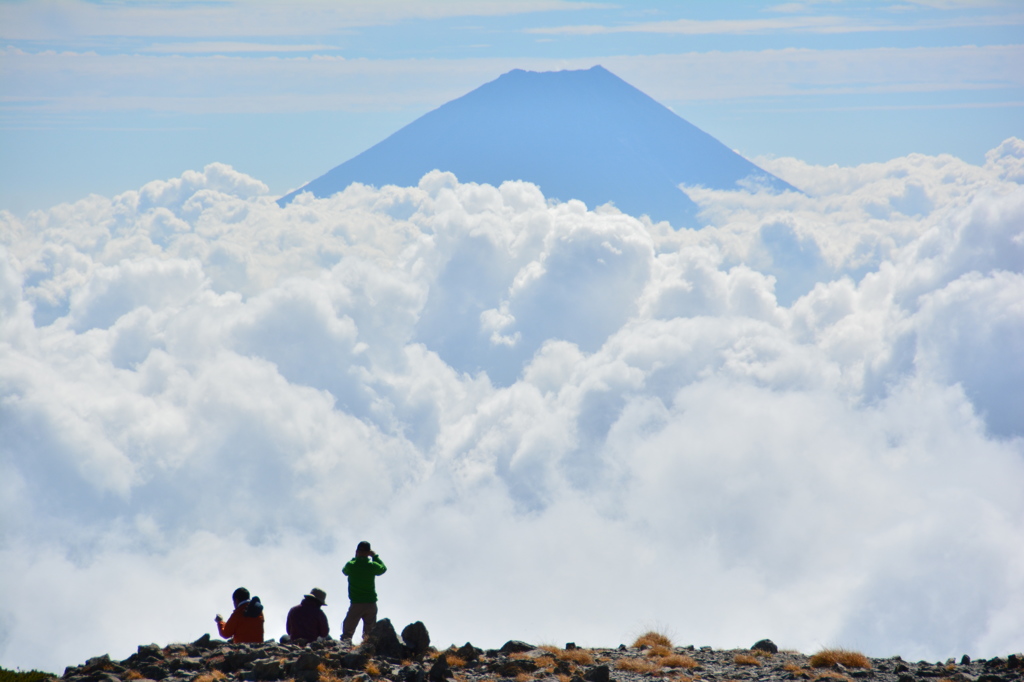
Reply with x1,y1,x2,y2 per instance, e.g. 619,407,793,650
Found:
342,555,387,603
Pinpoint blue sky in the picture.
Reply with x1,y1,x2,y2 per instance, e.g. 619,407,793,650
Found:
3,2,1024,672
1,0,1021,215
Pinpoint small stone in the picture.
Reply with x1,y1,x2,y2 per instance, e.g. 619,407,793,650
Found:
342,653,369,670
583,665,610,682
499,640,535,654
137,665,168,681
566,643,577,650
961,655,972,666
454,643,482,663
292,652,323,672
428,655,452,682
399,665,426,682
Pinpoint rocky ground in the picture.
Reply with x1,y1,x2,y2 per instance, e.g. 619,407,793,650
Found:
56,620,1023,682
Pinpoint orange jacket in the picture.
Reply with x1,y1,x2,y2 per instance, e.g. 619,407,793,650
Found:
217,600,264,644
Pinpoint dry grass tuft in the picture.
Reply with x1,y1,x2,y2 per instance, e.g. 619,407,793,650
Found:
123,672,145,680
194,673,226,682
616,659,663,674
365,661,381,677
535,657,556,671
445,656,467,669
752,649,773,658
556,676,571,682
660,655,699,669
514,674,531,682
813,672,852,682
809,650,871,670
646,645,673,659
560,650,595,666
634,632,673,649
317,663,341,682
734,655,760,667
783,663,810,677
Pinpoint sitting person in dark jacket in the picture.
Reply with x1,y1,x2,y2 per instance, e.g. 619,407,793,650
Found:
286,587,330,642
215,586,264,643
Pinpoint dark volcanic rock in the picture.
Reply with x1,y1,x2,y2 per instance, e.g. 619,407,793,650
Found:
454,643,483,664
752,639,779,654
428,655,452,682
584,664,610,682
402,622,431,656
52,628,1024,682
364,618,408,659
499,640,535,654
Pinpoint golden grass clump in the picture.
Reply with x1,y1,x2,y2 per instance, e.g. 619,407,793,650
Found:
445,656,467,668
123,672,145,681
734,654,760,666
809,649,871,670
194,673,226,682
783,663,809,677
317,663,342,682
534,656,556,670
634,631,673,649
752,649,773,658
560,650,595,666
812,672,852,682
616,659,662,674
646,645,673,659
514,674,532,682
365,661,381,677
660,655,699,669
556,675,571,682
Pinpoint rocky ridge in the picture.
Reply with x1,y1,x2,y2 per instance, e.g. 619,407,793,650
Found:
57,622,1023,682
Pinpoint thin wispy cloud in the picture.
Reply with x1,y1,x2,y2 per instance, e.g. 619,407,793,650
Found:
3,44,1020,117
527,11,1024,36
0,0,606,41
141,42,344,54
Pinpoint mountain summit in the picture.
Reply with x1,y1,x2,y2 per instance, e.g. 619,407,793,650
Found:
279,66,795,225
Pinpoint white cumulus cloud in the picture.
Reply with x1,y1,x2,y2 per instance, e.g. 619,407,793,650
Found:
1,145,1023,672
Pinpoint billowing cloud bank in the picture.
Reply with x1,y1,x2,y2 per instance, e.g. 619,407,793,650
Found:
2,142,1024,672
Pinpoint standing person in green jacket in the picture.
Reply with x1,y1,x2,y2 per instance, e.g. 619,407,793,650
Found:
341,540,387,643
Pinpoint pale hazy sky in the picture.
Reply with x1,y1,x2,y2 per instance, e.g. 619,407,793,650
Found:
1,0,1022,214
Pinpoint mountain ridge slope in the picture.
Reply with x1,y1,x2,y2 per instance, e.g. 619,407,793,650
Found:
278,65,796,226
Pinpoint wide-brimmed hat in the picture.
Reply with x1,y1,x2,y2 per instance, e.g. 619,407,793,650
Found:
305,587,327,605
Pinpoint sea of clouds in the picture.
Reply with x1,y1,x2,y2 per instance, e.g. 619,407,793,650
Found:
2,140,1023,672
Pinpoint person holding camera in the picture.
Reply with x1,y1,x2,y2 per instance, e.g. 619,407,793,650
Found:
340,541,387,643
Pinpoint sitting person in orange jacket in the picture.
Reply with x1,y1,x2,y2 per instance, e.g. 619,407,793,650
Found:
215,587,265,643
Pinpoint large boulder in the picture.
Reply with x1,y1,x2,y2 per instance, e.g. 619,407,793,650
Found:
365,618,408,659
401,622,431,657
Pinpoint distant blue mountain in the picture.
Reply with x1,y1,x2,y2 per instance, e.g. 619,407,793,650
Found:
279,65,796,226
